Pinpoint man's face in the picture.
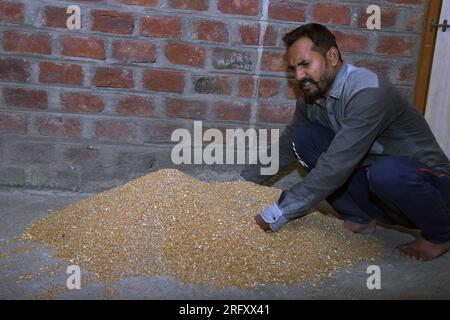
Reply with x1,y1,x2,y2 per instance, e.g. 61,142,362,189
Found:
286,37,336,102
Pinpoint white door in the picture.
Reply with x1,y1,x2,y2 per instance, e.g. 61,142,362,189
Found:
425,1,450,157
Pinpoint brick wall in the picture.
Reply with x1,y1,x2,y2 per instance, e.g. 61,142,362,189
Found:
0,0,426,192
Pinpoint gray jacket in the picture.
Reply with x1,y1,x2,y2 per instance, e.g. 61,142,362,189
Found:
240,63,450,231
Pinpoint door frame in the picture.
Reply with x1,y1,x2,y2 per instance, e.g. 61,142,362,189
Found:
414,0,443,114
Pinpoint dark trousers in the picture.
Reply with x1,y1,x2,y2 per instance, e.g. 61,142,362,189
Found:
292,121,450,244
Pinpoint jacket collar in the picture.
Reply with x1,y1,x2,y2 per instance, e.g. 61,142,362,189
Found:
328,62,348,100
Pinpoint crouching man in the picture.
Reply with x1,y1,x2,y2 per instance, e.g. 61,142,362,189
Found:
240,23,450,261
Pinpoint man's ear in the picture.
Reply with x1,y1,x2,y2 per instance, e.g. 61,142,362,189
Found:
327,47,340,67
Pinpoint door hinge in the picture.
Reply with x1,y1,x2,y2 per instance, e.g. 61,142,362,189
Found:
429,18,448,32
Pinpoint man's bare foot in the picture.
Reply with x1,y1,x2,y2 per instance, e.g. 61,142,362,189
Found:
343,220,376,234
395,236,450,261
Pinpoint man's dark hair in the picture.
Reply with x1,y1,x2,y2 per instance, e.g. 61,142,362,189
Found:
283,23,343,62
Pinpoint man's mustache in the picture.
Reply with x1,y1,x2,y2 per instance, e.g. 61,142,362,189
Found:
299,78,318,88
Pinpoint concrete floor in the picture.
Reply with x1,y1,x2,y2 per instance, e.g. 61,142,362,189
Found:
1,167,450,300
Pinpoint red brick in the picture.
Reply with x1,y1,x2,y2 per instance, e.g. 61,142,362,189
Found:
143,69,184,93
95,121,137,142
164,43,205,67
238,76,254,98
213,101,251,122
116,96,155,117
0,58,30,82
333,31,368,53
62,92,104,113
93,67,134,88
63,146,99,166
259,78,279,98
376,36,414,57
143,122,182,142
386,0,420,4
38,116,81,138
39,62,83,85
120,0,158,6
217,0,259,16
287,79,302,99
0,0,24,23
43,6,71,28
3,88,47,109
357,7,397,29
313,3,351,25
0,113,27,134
239,24,277,46
91,10,134,35
197,20,229,42
192,75,231,95
60,36,105,60
7,142,54,164
398,63,415,82
141,16,182,38
169,0,208,11
258,104,295,123
165,98,207,119
212,48,254,71
3,31,51,55
261,52,287,72
353,59,392,76
113,40,156,63
405,11,423,32
269,1,306,22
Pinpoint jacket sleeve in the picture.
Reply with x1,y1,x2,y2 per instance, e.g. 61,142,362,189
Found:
240,98,310,184
269,88,397,231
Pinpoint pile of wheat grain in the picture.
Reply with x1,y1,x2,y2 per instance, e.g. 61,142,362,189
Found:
22,169,384,287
